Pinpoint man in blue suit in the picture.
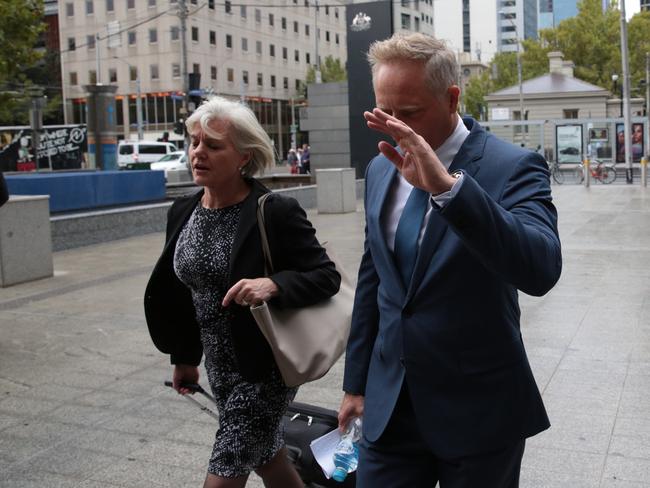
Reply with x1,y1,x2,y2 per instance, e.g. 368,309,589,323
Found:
338,33,562,487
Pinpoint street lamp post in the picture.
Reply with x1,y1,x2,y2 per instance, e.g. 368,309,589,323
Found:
612,73,623,118
113,57,143,140
619,0,633,183
500,10,525,146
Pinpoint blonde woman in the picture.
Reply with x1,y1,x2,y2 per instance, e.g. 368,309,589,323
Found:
145,97,340,488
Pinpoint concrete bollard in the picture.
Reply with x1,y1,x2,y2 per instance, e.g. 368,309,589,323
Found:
0,195,53,287
584,157,590,188
316,168,356,214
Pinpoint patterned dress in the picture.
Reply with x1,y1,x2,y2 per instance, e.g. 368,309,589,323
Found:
173,201,297,477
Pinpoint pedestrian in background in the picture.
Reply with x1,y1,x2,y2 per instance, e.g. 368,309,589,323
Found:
287,148,298,174
338,32,562,487
300,143,311,174
145,96,340,488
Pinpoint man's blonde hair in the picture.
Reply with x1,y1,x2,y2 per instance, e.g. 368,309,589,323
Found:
367,32,458,97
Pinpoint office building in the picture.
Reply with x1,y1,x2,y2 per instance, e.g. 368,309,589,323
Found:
433,0,498,62
642,0,650,12
58,0,347,155
497,0,538,53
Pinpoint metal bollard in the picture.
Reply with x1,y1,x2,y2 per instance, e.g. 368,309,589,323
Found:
642,157,648,188
584,157,590,188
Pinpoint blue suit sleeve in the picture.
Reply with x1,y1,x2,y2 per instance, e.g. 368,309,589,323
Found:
342,163,380,395
439,152,562,297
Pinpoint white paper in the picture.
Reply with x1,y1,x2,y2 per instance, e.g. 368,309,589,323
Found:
309,428,342,479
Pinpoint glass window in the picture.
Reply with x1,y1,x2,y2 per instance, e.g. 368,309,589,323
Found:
128,31,136,45
208,0,214,9
282,17,287,30
150,64,159,80
271,75,276,88
66,2,74,16
86,0,94,15
282,47,287,60
106,0,114,12
270,44,275,56
68,37,76,51
211,66,217,80
127,0,134,9
294,21,298,33
257,72,263,86
306,52,310,64
130,66,137,81
210,30,216,45
240,5,246,17
149,28,158,43
70,72,78,85
294,49,299,62
191,26,198,42
326,31,330,42
89,70,97,84
148,0,156,6
139,145,168,154
172,63,180,78
256,40,262,55
227,68,234,82
335,33,339,44
87,35,96,49
193,63,200,74
255,8,261,22
305,24,310,36
243,70,249,85
283,77,288,89
225,0,231,13
269,13,274,26
242,37,248,51
171,26,179,41
226,34,232,48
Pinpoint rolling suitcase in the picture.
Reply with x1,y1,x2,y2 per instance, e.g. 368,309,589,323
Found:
164,382,356,487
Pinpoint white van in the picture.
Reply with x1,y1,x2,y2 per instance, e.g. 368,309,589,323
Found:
117,141,177,168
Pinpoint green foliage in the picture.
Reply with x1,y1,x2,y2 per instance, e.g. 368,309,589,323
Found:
464,0,650,118
306,56,347,85
0,0,47,124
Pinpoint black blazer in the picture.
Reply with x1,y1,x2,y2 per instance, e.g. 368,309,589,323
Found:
0,172,8,207
144,178,341,382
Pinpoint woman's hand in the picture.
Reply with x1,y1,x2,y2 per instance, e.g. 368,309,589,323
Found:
172,364,199,395
222,278,279,307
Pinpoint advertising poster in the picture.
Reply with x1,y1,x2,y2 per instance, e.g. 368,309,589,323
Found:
556,125,583,163
615,122,644,163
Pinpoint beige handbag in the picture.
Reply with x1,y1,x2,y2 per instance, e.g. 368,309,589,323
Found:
250,193,354,387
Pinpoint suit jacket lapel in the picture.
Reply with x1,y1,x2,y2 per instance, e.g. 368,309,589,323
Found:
370,162,407,297
408,118,486,298
162,189,203,257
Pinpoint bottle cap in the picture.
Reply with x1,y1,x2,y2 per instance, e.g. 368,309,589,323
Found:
332,467,348,482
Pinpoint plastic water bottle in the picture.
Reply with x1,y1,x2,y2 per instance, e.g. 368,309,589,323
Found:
332,417,362,482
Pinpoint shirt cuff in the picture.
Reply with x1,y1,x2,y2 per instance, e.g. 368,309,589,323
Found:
431,172,465,207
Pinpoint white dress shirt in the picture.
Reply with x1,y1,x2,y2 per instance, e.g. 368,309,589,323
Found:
383,115,470,252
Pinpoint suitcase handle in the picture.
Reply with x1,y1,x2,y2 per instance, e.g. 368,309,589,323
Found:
289,412,314,426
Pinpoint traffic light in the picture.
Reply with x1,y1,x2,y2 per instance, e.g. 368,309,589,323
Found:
174,118,185,135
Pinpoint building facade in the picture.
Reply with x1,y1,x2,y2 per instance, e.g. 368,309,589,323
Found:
642,0,650,12
433,0,498,63
497,0,538,53
58,0,347,156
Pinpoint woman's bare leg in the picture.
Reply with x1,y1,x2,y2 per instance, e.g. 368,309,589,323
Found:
203,473,249,488
255,447,303,488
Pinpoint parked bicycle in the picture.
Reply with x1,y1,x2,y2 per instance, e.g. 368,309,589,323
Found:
575,159,617,184
550,160,616,184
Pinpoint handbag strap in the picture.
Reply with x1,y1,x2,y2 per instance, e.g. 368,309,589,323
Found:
257,193,275,276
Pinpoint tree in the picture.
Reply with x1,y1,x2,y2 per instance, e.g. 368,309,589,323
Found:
462,0,643,119
0,0,46,124
305,56,347,85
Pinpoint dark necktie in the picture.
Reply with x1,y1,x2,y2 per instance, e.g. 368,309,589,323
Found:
394,187,429,286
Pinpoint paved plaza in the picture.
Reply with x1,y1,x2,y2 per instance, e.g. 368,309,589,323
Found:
1,184,650,487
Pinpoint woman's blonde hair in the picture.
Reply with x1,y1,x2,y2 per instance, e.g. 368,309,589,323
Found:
367,32,458,98
185,96,274,177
